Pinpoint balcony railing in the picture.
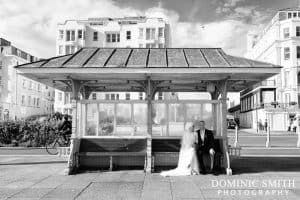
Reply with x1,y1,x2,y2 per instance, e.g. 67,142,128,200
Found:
264,102,298,111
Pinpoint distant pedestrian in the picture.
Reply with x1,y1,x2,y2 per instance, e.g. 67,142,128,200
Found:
264,119,268,132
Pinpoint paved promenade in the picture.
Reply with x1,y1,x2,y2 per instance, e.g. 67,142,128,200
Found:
0,156,300,200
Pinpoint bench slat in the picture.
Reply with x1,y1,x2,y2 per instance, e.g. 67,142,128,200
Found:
78,152,147,156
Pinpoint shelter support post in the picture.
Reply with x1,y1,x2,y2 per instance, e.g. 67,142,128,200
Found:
297,112,300,148
145,77,156,173
266,113,271,148
65,79,81,175
234,125,239,148
218,79,232,175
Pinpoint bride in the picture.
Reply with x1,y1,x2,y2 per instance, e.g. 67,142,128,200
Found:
160,122,199,177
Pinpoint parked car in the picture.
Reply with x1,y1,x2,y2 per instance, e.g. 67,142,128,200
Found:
227,115,236,129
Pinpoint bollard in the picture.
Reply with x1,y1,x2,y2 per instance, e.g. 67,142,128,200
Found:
234,125,239,148
297,125,300,148
266,126,271,148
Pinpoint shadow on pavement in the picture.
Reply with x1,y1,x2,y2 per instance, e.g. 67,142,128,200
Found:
232,157,300,175
0,161,67,165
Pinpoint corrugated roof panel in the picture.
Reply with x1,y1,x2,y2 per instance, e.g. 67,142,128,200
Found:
167,49,187,67
127,49,148,67
18,60,46,68
148,49,167,67
201,49,230,67
184,49,209,67
218,49,249,67
64,48,98,68
84,48,114,67
42,55,73,68
106,49,132,67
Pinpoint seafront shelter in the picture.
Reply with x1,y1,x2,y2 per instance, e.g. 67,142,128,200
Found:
15,47,281,175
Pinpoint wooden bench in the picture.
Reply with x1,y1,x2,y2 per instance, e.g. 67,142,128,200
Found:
151,138,224,172
76,138,147,171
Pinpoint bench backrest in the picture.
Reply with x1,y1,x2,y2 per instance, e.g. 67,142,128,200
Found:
79,138,147,153
152,138,223,153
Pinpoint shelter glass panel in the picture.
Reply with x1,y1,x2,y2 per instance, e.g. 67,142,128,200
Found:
152,103,167,136
168,104,185,136
133,104,147,135
86,104,98,136
98,104,115,136
116,104,132,135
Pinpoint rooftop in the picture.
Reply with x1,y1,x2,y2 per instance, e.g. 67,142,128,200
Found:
15,47,281,93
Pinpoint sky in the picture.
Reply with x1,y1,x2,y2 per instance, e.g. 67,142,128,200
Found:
1,0,300,59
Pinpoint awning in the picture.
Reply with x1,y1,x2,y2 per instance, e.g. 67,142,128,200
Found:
15,48,281,92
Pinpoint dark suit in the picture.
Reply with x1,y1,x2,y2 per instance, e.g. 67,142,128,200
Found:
196,129,215,172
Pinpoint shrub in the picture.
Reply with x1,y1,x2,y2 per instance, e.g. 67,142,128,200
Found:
0,117,71,147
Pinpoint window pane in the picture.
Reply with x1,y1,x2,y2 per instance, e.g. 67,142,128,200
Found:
133,104,147,135
202,104,213,130
99,104,115,135
116,104,132,135
146,28,150,40
86,104,97,136
152,104,166,136
169,104,185,136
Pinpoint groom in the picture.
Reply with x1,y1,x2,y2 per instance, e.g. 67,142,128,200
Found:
194,120,216,175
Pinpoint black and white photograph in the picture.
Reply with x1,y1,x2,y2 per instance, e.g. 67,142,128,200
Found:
0,0,300,199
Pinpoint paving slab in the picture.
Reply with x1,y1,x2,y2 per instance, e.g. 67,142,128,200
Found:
40,188,82,199
8,188,53,199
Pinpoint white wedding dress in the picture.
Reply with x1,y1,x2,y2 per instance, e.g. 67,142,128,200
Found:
160,131,199,177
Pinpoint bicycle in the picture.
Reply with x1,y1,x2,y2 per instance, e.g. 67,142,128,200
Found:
45,127,71,155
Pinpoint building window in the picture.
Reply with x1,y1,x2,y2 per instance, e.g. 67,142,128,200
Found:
294,12,297,17
158,92,163,100
285,93,291,103
146,28,151,40
33,98,36,107
297,27,300,37
151,43,156,48
158,43,164,48
106,34,111,42
288,12,292,18
139,28,143,39
126,31,131,40
58,45,63,55
93,32,98,41
139,92,143,100
111,94,115,100
38,84,41,92
297,46,300,59
66,45,75,54
284,47,290,60
58,30,64,40
106,33,120,43
66,30,75,41
284,71,290,87
0,61,2,69
58,92,62,101
21,96,25,105
158,27,164,37
22,79,26,88
78,30,83,39
105,94,110,100
146,44,151,48
92,93,97,100
283,28,289,38
139,44,143,48
125,93,130,100
29,81,32,90
28,96,31,106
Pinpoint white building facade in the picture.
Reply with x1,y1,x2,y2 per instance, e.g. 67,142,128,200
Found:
54,17,171,114
0,38,55,120
244,8,300,131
